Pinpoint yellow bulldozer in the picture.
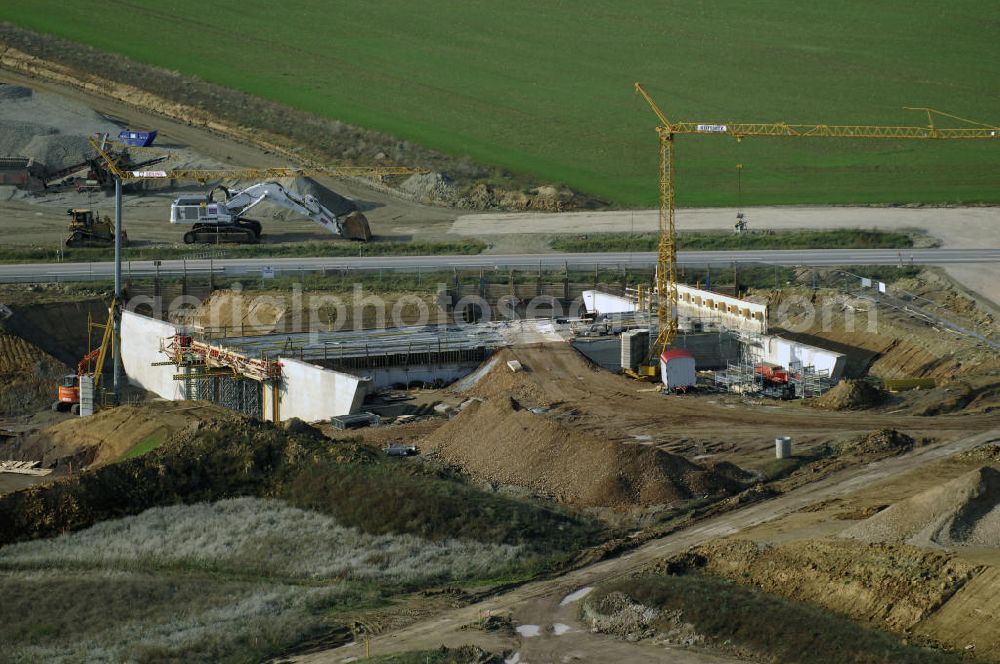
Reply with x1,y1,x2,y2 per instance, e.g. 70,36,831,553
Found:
65,208,127,248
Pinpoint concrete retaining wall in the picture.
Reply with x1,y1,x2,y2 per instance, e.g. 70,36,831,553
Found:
583,288,767,334
360,362,483,389
271,357,369,422
760,335,846,380
121,311,185,400
676,284,767,334
575,331,741,372
583,290,635,315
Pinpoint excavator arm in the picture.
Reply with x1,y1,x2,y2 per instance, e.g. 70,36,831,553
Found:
205,181,374,240
221,182,344,236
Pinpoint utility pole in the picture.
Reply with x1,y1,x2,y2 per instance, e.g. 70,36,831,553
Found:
112,177,123,405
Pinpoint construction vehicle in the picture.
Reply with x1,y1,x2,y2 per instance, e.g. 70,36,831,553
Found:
53,301,115,415
65,208,127,248
170,181,372,244
633,83,999,377
42,133,166,193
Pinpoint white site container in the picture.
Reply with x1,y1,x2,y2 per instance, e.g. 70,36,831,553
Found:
660,349,696,391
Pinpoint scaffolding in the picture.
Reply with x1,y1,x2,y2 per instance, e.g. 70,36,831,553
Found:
713,331,765,394
160,334,276,419
788,361,833,399
189,373,265,419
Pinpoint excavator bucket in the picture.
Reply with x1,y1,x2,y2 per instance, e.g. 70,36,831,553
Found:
341,211,372,242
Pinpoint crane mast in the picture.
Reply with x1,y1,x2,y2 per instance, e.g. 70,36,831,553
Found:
633,83,999,368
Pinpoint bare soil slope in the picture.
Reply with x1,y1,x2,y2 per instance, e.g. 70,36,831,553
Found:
842,466,1000,548
769,287,999,381
693,538,979,633
0,333,66,417
6,401,229,468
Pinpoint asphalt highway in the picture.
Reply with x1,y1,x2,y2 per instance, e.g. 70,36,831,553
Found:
1,248,998,283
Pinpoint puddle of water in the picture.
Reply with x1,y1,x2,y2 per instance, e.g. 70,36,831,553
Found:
504,653,521,664
559,586,594,606
553,623,572,635
516,624,541,637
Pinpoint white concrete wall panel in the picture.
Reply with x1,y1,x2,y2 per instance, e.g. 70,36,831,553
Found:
277,357,369,422
760,335,846,381
583,290,636,315
585,288,766,333
121,311,185,399
675,284,767,334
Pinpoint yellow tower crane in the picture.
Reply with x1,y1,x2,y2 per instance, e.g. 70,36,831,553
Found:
633,83,999,371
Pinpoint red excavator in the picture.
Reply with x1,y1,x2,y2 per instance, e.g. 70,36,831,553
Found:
53,302,115,415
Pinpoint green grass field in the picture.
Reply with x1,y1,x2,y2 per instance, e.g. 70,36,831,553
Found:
121,433,162,460
0,239,487,265
550,229,916,253
3,2,997,207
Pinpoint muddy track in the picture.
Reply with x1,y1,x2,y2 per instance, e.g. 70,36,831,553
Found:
291,428,1000,663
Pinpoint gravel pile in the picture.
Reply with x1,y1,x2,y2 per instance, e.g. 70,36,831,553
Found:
0,83,120,173
0,121,57,161
20,134,94,173
959,443,1000,464
841,466,1000,548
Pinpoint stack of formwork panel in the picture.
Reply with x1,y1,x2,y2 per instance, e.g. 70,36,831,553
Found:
620,328,649,371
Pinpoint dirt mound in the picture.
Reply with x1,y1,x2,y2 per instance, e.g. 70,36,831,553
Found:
842,466,1000,548
424,397,740,509
841,428,915,457
906,376,1000,416
455,348,551,407
693,538,978,632
809,379,887,410
6,401,229,469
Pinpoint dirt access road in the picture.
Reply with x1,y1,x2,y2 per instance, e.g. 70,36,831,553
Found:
292,428,1000,664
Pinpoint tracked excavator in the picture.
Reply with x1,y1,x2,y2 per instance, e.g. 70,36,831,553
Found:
169,181,372,244
53,300,115,415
